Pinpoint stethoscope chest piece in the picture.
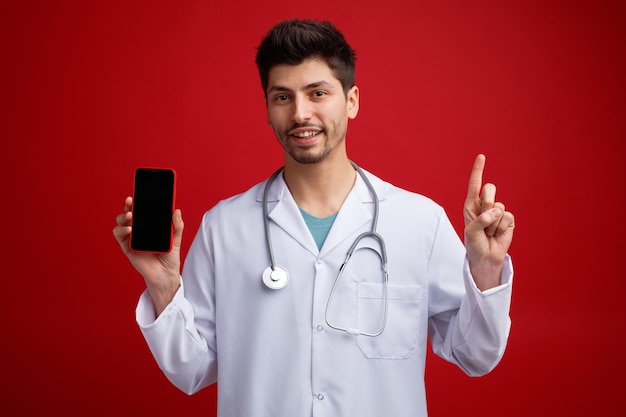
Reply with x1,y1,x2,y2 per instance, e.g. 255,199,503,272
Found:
262,265,289,290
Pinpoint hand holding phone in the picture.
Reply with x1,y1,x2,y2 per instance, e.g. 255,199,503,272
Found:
112,167,183,316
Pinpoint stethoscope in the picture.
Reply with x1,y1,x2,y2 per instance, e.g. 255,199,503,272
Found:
262,161,389,337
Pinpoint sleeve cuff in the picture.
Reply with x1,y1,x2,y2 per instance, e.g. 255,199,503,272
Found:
136,278,185,328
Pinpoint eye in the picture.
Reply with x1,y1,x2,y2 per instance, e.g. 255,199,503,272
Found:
312,90,327,98
270,94,290,103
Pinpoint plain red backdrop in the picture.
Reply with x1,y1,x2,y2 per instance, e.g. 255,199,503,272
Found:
2,0,624,415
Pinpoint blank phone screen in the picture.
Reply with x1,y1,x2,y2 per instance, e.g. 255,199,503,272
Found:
130,168,175,253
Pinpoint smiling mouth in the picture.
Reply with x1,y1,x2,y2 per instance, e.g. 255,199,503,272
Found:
291,130,321,139
287,126,324,145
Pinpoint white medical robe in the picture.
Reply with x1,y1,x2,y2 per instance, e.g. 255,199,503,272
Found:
136,168,513,417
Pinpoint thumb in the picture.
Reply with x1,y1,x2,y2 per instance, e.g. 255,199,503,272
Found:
465,208,502,237
172,209,184,249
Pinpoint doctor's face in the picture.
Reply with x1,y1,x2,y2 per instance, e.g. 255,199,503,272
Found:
265,59,359,164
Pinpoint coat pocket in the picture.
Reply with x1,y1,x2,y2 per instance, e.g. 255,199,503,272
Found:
356,282,425,359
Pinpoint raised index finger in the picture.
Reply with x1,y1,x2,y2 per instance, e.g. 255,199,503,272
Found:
466,154,486,201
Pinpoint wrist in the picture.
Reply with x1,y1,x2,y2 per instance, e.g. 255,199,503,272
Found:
468,256,504,291
146,276,181,317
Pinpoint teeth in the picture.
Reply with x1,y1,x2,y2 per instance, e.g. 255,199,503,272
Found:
294,131,318,138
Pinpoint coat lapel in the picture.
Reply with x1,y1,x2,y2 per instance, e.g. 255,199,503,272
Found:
257,170,319,256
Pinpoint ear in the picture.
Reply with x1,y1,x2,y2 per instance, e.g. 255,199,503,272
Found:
347,85,359,119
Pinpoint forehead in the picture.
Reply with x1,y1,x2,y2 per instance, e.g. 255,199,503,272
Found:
267,58,341,91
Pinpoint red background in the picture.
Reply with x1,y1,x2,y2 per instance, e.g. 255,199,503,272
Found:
2,0,624,415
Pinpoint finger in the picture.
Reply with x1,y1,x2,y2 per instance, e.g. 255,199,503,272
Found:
115,210,132,227
113,199,133,247
112,222,132,246
466,154,486,202
481,183,497,212
112,224,131,240
494,210,515,237
485,202,504,237
124,196,133,212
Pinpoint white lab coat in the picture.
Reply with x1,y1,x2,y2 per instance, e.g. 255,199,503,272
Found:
136,167,513,417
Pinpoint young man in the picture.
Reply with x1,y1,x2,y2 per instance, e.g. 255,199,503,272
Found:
114,19,515,417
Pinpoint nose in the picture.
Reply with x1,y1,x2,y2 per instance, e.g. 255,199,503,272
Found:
291,96,311,123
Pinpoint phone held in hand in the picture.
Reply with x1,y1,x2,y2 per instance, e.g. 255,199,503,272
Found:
130,167,176,253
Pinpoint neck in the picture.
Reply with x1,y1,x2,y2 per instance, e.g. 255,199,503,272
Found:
283,156,356,218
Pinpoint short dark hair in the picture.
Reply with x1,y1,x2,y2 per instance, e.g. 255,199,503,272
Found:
255,19,356,96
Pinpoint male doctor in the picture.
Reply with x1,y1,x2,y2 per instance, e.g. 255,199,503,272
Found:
113,19,515,417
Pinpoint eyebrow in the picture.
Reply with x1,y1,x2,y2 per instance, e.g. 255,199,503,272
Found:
268,80,334,93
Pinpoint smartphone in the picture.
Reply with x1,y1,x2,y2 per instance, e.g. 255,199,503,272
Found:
130,167,176,253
